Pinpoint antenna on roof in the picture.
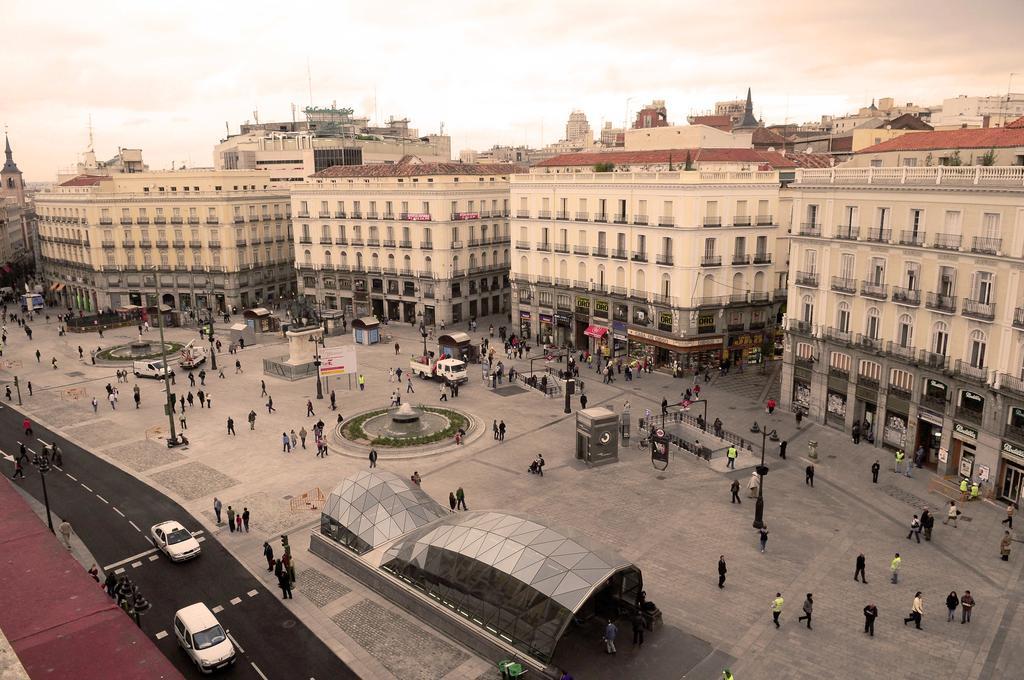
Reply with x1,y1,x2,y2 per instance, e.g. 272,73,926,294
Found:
306,57,313,107
225,121,230,137
87,114,94,152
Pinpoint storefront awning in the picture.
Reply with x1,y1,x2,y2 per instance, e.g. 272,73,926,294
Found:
56,283,66,291
627,327,723,353
584,325,609,339
49,282,60,292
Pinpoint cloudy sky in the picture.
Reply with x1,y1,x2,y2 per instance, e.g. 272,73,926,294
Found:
4,0,1023,179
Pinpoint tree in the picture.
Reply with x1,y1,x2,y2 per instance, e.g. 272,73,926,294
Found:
942,150,963,167
684,150,695,171
979,148,997,166
592,162,615,172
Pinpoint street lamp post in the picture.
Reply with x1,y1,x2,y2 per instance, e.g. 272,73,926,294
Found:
311,335,323,400
153,273,180,447
14,376,22,405
206,285,217,371
419,322,428,356
31,450,55,533
752,428,776,529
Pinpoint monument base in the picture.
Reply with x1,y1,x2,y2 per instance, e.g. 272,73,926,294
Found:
263,357,319,381
263,327,323,380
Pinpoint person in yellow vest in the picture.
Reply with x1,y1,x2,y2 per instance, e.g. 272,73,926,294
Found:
727,445,738,469
894,449,905,473
770,592,784,628
722,670,735,680
960,478,969,502
970,482,980,501
890,552,902,584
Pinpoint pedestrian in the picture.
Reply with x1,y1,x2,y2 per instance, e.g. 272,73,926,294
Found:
758,525,769,553
235,514,242,532
282,432,291,452
235,359,242,373
395,341,400,355
267,396,275,413
907,514,921,543
603,620,618,654
718,555,727,588
407,376,414,393
871,459,880,483
330,390,336,411
11,458,25,479
199,369,207,385
227,506,235,533
306,400,315,417
227,417,235,435
766,398,776,415
797,593,813,629
27,381,32,396
59,519,73,549
180,414,187,430
187,392,195,407
105,571,117,598
894,449,905,474
631,610,644,648
1001,531,1012,561
278,568,293,599
747,470,760,498
260,380,267,397
661,397,668,416
795,410,803,429
35,348,40,362
771,592,784,628
855,553,867,583
214,497,222,525
805,463,815,487
456,486,467,511
890,553,901,583
290,429,298,450
439,383,448,401
274,557,283,579
358,374,365,391
863,603,878,637
921,509,934,541
449,491,457,513
945,591,959,622
493,420,499,440
726,445,737,469
852,421,861,444
369,448,378,468
498,420,506,441
904,592,924,629
1003,504,1015,529
722,670,735,680
91,397,98,413
263,542,274,571
242,507,250,532
580,393,588,410
205,393,212,409
730,479,741,504
943,500,960,527
133,390,140,409
961,590,975,623
779,440,787,459
299,427,307,449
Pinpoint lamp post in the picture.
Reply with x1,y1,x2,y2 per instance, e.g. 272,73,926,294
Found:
31,449,55,533
153,272,181,447
14,376,22,405
419,321,428,356
310,335,323,400
206,284,217,371
752,428,776,529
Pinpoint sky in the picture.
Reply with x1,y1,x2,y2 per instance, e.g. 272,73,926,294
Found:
3,0,1023,180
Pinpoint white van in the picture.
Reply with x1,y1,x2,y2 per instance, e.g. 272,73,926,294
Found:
133,360,174,379
173,603,236,673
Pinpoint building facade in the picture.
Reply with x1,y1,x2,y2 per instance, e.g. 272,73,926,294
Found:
35,170,296,312
510,168,788,369
780,165,1024,503
291,158,514,325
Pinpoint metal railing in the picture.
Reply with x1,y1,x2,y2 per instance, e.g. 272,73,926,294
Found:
933,233,962,250
954,360,989,382
830,276,856,293
860,281,888,300
962,298,995,321
971,236,1001,255
753,252,772,264
919,350,948,370
634,214,648,225
794,271,818,287
701,255,722,266
865,228,891,243
798,222,820,236
899,230,925,246
892,287,921,306
925,292,956,313
703,217,722,228
834,226,859,240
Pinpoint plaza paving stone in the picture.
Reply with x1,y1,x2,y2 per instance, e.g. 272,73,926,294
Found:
296,567,351,607
103,438,187,472
150,461,239,500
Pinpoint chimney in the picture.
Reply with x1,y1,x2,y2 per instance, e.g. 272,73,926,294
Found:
982,115,991,129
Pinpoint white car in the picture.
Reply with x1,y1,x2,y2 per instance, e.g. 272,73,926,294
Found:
151,521,202,562
173,603,236,673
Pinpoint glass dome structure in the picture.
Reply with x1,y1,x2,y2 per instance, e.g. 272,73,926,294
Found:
320,470,449,555
380,511,642,661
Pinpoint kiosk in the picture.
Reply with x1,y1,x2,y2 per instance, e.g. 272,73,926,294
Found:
352,316,381,345
575,407,620,466
438,331,478,363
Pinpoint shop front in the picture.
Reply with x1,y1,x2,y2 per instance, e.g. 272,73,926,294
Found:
554,311,573,348
611,320,628,358
916,408,944,469
574,296,591,348
882,405,910,452
998,438,1024,504
539,313,554,346
825,387,848,429
854,383,879,440
518,310,532,340
728,331,767,366
625,327,723,370
583,324,610,355
948,421,979,480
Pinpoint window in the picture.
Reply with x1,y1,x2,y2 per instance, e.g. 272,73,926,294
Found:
806,204,819,225
839,253,855,280
943,210,962,234
897,313,914,347
836,301,851,332
982,212,1000,240
870,159,883,168
890,368,913,392
877,207,889,229
870,257,885,285
801,295,814,323
802,249,817,273
843,205,858,227
969,330,987,368
904,262,920,290
704,238,716,257
909,209,923,235
932,321,949,356
866,307,880,340
972,272,993,304
902,158,918,167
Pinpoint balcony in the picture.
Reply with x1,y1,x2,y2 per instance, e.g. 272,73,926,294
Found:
188,239,202,248
350,211,362,219
592,282,608,293
756,214,773,226
538,210,551,219
732,254,750,265
173,239,185,248
350,239,364,246
919,350,949,371
206,217,219,225
834,225,859,240
865,228,891,243
797,222,820,236
262,236,274,244
334,211,346,219
171,216,183,224
398,240,413,248
753,252,772,264
555,277,570,288
535,275,552,285
854,333,882,353
656,254,673,266
631,251,648,262
830,276,857,294
728,293,749,305
786,318,814,335
658,216,674,227
299,237,313,245
633,214,648,225
860,281,888,300
898,230,925,246
232,216,245,224
367,238,381,247
823,327,852,344
145,240,158,248
933,233,962,251
515,240,531,250
573,245,590,255
334,237,348,246
1014,308,1024,330
892,286,921,306
733,216,752,227
794,271,818,287
572,212,587,221
701,255,722,267
137,217,150,225
591,247,608,258
208,241,221,249
555,211,569,220
594,213,608,222
703,217,722,228
999,373,1024,398
188,217,200,225
122,240,135,248
554,243,570,254
630,289,648,300
774,288,788,300
614,214,628,224
750,291,770,304
367,212,380,220
101,240,115,248
382,239,396,248
297,211,310,218
886,341,916,363
235,239,247,247
319,237,333,245
962,298,995,321
925,292,956,314
120,218,133,225
516,211,530,218
954,359,989,384
420,242,433,250
99,217,113,225
535,242,552,252
611,249,628,259
971,236,1001,255
610,285,628,297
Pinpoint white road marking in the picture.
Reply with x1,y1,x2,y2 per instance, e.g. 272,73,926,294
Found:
36,438,49,447
251,662,268,680
66,473,78,481
192,530,205,537
226,632,244,654
51,465,62,471
95,495,108,504
114,568,125,575
196,536,206,543
103,547,159,571
148,554,160,562
230,596,242,605
155,630,168,640
144,536,154,546
80,483,93,492
0,452,13,463
212,605,224,614
247,589,258,597
128,520,141,532
112,507,124,517
131,561,142,568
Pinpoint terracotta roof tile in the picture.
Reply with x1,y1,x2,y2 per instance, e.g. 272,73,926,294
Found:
1006,115,1024,129
59,175,109,187
313,155,519,178
535,147,795,169
786,153,834,169
857,126,1024,154
688,115,733,131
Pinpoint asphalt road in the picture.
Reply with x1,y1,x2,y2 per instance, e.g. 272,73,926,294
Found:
0,402,357,680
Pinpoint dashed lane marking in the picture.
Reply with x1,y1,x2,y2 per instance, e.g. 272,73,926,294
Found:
80,483,93,492
230,596,242,605
66,474,78,481
103,547,159,571
197,536,206,543
251,662,268,680
112,507,124,517
155,630,168,640
148,554,160,562
247,589,258,597
145,536,154,546
128,520,141,532
114,568,125,575
212,605,224,614
226,632,245,654
131,561,142,568
95,495,108,504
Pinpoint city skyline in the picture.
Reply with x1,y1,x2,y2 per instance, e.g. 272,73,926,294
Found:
4,0,1023,179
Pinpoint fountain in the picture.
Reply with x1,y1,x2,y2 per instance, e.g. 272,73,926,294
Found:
350,403,461,445
128,333,153,357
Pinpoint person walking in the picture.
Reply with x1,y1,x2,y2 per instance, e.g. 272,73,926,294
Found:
235,514,242,532
248,410,257,430
945,591,960,622
266,396,276,413
943,500,960,527
758,525,769,553
961,591,975,623
92,397,98,413
289,429,298,450
730,479,741,504
406,376,414,393
227,417,235,435
580,394,588,410
795,410,803,429
904,592,924,629
890,553,902,583
770,593,784,628
1003,504,1015,529
369,448,378,468
863,603,878,637
747,471,760,498
726,445,738,470
498,421,506,441
779,440,787,459
439,383,448,401
263,542,274,571
631,611,644,648
894,449,905,474
1001,531,1013,561
59,520,73,549
330,391,336,411
358,374,365,391
855,553,867,583
852,421,861,444
282,432,291,453
226,506,235,533
180,414,187,431
921,509,935,541
298,426,307,448
242,508,250,532
213,497,222,525
235,359,242,374
456,486,467,511
797,593,813,629
306,400,315,417
261,380,267,397
448,491,457,513
278,568,293,599
907,514,922,543
11,458,25,480
805,463,815,487
718,555,727,588
493,420,499,440
603,620,618,654
133,390,141,409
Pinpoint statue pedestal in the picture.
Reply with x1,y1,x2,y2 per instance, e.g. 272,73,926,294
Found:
263,327,323,381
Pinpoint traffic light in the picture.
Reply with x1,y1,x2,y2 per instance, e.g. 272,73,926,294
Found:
281,533,291,558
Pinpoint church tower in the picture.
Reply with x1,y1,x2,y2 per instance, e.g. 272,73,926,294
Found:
733,88,760,131
1,132,26,206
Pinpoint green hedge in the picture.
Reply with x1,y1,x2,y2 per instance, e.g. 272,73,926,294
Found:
341,406,468,447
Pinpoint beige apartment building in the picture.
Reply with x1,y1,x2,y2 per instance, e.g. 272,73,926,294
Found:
291,157,514,325
780,165,1024,503
35,169,296,312
510,167,788,369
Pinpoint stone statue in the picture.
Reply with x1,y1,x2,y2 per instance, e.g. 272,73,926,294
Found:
288,299,321,330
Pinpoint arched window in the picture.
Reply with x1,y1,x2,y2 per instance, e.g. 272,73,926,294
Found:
324,250,332,266
518,255,528,276
635,268,646,293
424,255,433,273
897,313,913,348
469,253,478,270
356,252,363,267
866,307,880,340
753,270,765,292
801,294,814,323
969,330,987,368
661,273,671,298
558,259,568,278
836,300,851,332
577,261,587,284
403,254,411,273
702,275,715,298
540,257,549,277
340,251,348,266
932,321,949,356
303,249,311,264
615,266,625,287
